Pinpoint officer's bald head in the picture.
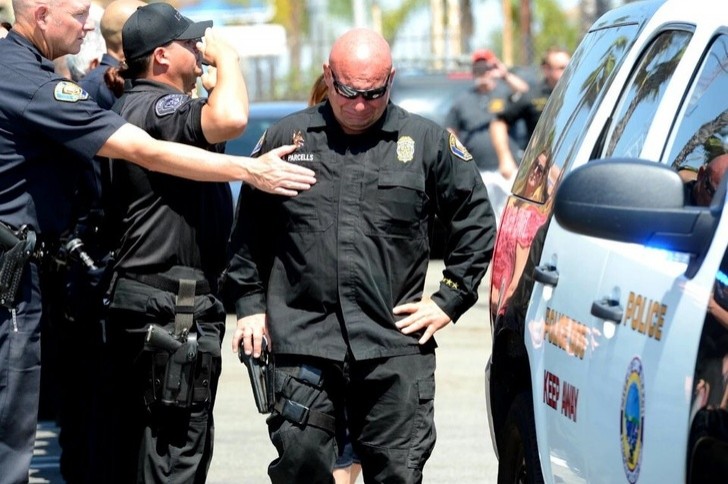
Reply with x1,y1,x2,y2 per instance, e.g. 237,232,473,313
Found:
329,28,391,74
100,0,145,59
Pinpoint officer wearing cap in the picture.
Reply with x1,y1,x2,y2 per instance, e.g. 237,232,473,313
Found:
445,50,528,225
99,2,248,481
225,28,496,482
0,0,315,480
490,46,572,181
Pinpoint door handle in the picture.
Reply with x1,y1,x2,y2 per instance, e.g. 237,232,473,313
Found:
533,264,559,287
591,298,623,323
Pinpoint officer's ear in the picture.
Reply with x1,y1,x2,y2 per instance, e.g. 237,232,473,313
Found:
152,45,172,69
35,5,51,29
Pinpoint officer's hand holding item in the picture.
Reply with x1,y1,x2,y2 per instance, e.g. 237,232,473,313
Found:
224,27,495,484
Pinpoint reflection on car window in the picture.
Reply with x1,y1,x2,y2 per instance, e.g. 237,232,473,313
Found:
604,30,692,158
512,23,638,204
668,35,728,172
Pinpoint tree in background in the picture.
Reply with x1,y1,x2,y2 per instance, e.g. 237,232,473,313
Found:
493,0,580,68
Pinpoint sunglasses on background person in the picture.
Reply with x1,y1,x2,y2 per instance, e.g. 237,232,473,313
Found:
331,71,391,101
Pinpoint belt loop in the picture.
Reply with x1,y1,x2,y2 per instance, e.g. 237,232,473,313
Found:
174,279,196,337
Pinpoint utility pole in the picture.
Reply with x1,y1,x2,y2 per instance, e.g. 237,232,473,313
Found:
519,0,532,65
502,0,513,65
446,0,461,68
431,0,445,70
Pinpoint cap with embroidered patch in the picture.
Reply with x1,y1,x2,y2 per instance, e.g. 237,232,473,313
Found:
122,3,212,61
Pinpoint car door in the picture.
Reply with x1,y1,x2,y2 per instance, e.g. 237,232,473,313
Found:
584,28,728,483
529,21,728,484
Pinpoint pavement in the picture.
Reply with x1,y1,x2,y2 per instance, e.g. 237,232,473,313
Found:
30,259,498,483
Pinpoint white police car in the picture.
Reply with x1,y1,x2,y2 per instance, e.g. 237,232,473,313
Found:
485,0,728,482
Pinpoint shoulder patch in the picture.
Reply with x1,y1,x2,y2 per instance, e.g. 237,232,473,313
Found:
155,94,187,116
251,131,266,156
54,81,89,103
449,133,473,161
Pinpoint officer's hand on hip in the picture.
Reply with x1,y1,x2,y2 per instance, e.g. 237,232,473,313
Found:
394,298,452,345
232,313,269,358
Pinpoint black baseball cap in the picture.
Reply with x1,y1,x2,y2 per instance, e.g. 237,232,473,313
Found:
122,3,212,60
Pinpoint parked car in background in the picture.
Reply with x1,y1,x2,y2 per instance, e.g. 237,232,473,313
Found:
485,0,728,482
225,100,307,207
390,71,472,127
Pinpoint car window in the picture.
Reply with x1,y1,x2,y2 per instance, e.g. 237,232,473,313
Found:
603,30,692,159
667,34,728,171
512,22,640,203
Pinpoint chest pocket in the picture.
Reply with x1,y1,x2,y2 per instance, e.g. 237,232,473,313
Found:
373,170,427,237
282,161,334,233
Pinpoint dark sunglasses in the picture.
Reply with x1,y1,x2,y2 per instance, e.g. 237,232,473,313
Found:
331,71,391,101
531,163,547,176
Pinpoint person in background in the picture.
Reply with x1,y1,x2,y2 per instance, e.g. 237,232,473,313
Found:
0,0,314,479
65,1,104,81
684,153,728,206
81,0,144,109
490,46,571,184
308,72,327,106
225,27,495,483
446,49,528,227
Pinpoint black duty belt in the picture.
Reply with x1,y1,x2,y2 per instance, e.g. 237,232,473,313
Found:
123,272,211,295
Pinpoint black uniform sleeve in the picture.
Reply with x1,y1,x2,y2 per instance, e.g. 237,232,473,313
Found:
147,95,211,147
223,130,277,319
24,79,125,161
430,131,496,321
496,91,530,125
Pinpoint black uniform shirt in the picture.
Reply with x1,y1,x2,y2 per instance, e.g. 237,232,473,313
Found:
226,102,496,361
80,54,119,110
111,79,233,280
497,80,553,141
0,31,125,237
444,83,517,172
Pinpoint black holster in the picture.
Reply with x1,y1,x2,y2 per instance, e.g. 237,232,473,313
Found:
145,324,212,408
0,224,36,309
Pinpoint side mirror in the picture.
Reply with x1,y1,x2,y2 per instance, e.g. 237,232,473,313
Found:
553,158,724,278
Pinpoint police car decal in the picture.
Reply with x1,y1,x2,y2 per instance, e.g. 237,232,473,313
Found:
155,94,187,116
449,133,473,161
397,136,415,163
620,357,645,484
53,81,89,103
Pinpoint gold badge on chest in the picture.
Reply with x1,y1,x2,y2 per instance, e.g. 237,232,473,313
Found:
397,136,415,163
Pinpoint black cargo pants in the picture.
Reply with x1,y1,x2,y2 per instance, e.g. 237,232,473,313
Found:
102,271,225,484
268,351,437,484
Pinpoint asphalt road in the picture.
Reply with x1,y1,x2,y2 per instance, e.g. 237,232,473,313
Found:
30,259,498,483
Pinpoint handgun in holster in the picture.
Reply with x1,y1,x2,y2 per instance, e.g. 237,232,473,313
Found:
145,323,198,408
0,223,36,309
238,336,274,414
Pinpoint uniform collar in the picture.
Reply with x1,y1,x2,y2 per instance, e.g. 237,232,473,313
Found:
6,30,56,74
128,78,186,95
309,100,399,134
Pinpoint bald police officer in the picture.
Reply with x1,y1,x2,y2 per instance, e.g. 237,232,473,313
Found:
0,0,315,481
225,28,495,483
